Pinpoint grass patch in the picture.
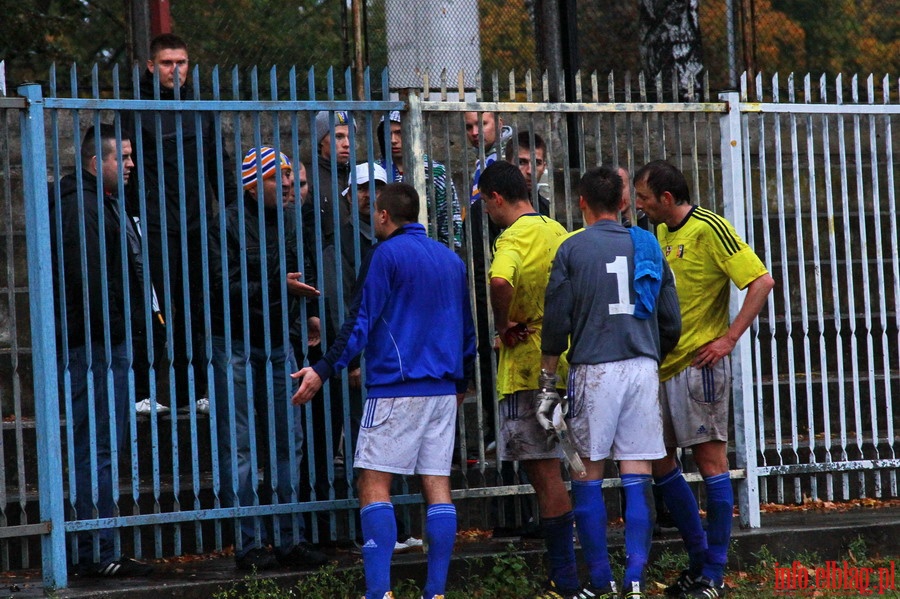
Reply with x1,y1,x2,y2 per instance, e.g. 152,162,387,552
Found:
212,537,900,597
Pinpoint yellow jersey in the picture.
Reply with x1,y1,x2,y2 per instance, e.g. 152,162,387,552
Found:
658,206,769,381
489,214,568,395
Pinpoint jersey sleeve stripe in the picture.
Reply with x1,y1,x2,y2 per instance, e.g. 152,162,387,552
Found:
692,208,741,255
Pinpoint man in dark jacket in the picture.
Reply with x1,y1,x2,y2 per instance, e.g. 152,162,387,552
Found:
50,124,153,577
208,146,326,571
122,33,237,413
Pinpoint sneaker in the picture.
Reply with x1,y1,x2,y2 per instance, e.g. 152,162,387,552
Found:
623,580,646,598
665,570,698,597
235,547,277,571
82,556,154,577
587,581,617,599
393,536,424,553
195,397,210,415
135,398,170,415
276,541,329,567
683,576,727,598
535,580,598,598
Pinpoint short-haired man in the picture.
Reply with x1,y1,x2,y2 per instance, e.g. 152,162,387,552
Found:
478,161,577,597
292,183,476,599
208,146,326,571
50,124,154,577
122,33,238,414
377,111,462,248
308,110,354,248
505,131,550,213
540,166,682,598
465,111,513,205
635,160,774,599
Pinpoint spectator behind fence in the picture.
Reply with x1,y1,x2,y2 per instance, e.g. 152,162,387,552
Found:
635,160,774,599
122,33,238,415
292,182,477,599
306,110,355,250
540,166,682,598
50,124,154,577
479,161,573,597
301,162,386,549
376,110,462,248
208,146,326,571
464,112,511,458
505,131,551,215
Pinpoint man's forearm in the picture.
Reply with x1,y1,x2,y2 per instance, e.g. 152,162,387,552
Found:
727,273,775,344
489,277,515,331
540,354,560,376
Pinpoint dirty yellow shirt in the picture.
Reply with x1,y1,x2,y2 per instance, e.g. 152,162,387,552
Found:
489,214,567,396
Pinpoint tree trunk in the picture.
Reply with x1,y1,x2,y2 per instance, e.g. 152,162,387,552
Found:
639,0,704,100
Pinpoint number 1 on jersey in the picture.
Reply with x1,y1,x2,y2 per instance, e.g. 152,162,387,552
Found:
607,255,635,315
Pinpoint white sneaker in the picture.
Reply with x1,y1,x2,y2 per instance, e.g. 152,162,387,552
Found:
135,398,170,415
393,536,424,553
195,397,210,415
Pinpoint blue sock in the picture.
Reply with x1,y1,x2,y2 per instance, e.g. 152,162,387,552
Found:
540,511,580,592
423,503,456,599
655,466,707,574
702,473,733,585
571,479,613,588
360,502,396,599
622,474,654,588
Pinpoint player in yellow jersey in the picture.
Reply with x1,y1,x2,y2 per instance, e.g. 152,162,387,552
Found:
635,161,774,599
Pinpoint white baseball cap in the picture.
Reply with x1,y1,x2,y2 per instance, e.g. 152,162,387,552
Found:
342,163,389,196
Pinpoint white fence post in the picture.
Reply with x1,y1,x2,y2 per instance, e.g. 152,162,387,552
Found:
719,90,761,528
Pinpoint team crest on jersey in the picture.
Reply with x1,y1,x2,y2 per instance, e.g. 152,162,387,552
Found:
677,244,685,258
665,245,672,256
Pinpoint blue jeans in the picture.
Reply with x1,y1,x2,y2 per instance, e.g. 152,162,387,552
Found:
211,336,306,557
65,342,130,567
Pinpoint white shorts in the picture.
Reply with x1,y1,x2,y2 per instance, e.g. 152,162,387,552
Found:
567,357,666,461
353,394,457,476
498,390,564,462
660,357,732,447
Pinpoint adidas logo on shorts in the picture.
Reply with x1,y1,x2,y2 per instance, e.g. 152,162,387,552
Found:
696,425,707,435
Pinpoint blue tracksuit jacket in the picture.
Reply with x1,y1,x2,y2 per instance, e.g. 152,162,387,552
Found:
312,223,476,398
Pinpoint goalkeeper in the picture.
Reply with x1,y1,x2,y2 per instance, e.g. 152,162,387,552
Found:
540,166,681,598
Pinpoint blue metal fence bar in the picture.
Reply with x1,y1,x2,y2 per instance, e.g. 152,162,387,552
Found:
18,83,67,589
1,93,34,572
720,90,760,528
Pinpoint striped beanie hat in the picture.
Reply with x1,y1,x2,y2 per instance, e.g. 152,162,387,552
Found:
241,146,291,190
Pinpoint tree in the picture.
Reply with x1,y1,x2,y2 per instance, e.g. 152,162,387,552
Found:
639,0,704,100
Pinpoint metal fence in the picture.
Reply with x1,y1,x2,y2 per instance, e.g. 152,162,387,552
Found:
1,66,898,589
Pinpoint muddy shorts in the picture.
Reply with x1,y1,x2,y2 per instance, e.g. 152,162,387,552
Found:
567,357,666,461
660,357,732,447
353,394,457,476
498,389,564,462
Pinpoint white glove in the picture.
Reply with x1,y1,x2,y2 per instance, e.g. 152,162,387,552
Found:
535,369,560,434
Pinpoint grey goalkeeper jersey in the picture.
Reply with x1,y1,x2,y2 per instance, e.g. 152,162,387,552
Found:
542,220,681,365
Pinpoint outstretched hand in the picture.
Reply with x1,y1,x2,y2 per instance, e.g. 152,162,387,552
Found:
287,272,320,298
291,367,323,405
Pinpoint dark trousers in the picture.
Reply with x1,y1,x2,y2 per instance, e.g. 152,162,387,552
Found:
147,230,208,407
66,342,129,568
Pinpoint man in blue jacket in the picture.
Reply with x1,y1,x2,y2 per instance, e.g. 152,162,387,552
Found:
292,183,477,599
